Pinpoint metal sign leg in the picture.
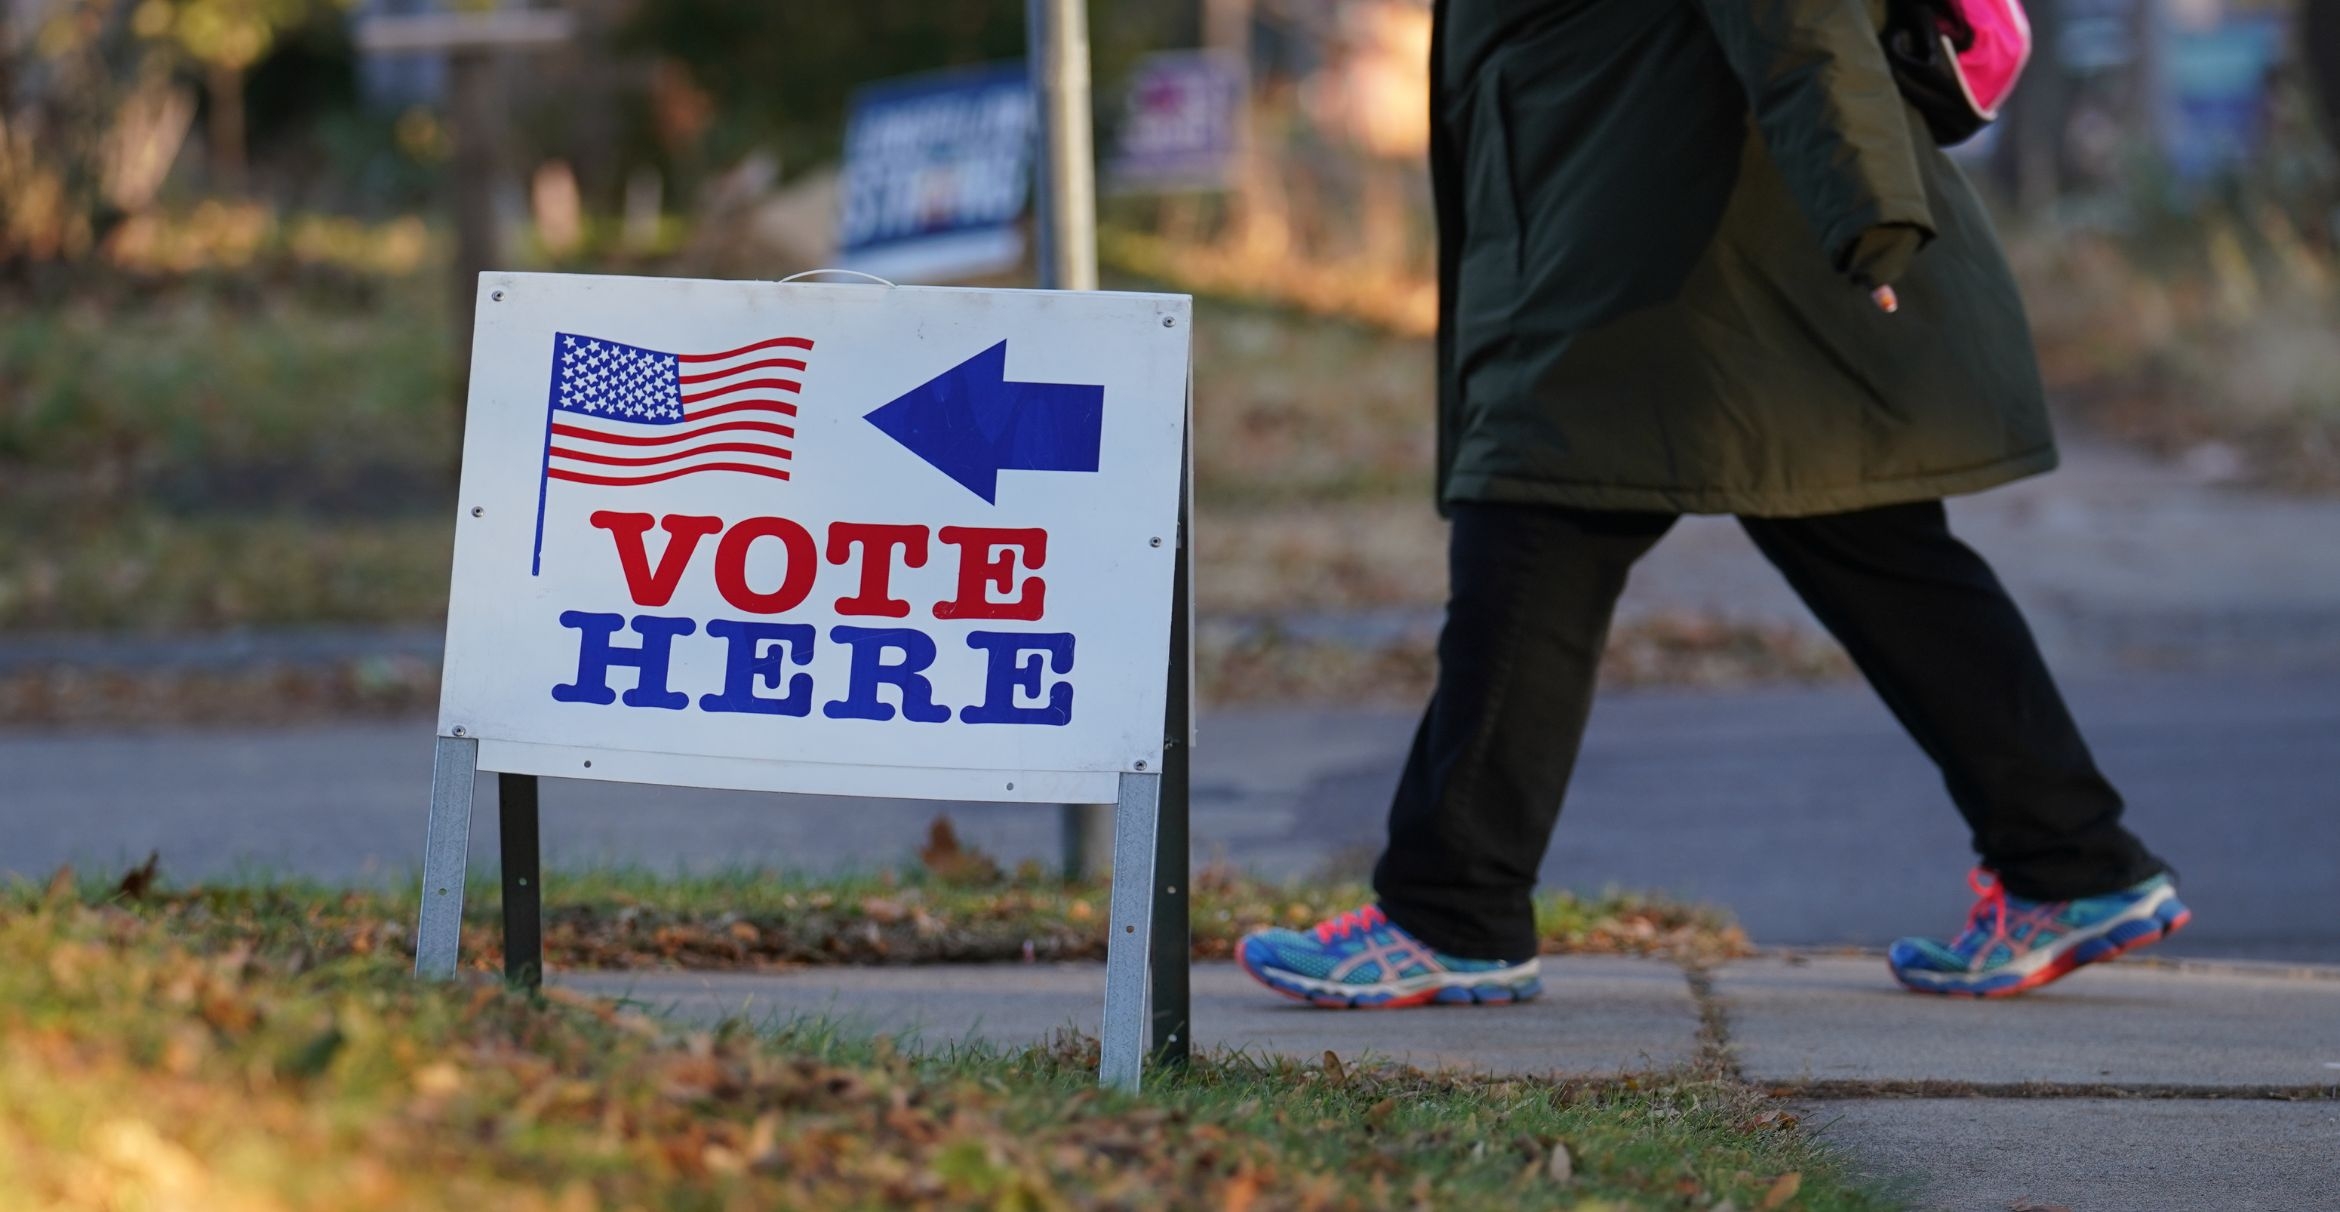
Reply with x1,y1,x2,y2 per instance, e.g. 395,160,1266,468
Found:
1148,742,1189,1068
498,772,543,989
1099,770,1162,1091
1149,471,1193,1068
415,735,480,978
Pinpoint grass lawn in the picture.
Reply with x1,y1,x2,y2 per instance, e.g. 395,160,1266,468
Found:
0,874,1889,1211
0,280,456,634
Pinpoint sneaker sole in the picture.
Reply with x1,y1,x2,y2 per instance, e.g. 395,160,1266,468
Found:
1236,946,1542,1010
1892,893,2192,999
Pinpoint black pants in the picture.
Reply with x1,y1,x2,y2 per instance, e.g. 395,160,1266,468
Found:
1373,499,2163,961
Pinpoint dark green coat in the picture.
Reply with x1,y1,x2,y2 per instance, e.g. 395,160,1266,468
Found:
1431,0,2056,516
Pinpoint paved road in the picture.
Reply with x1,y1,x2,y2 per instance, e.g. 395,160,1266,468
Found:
6,669,2333,961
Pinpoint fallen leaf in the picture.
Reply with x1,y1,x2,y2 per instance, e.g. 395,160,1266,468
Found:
197,990,259,1036
1365,1097,1397,1126
412,1061,463,1096
42,865,74,904
1321,1050,1346,1084
1737,1109,1798,1132
918,813,1003,885
1759,1171,1801,1210
1545,1141,1573,1183
277,1023,345,1079
114,852,161,902
1221,1167,1261,1212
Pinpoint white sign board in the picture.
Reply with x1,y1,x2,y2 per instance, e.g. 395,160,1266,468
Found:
441,274,1191,805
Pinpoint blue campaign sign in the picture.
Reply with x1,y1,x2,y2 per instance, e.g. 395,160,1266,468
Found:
836,63,1035,283
2162,15,2282,181
1107,50,1243,194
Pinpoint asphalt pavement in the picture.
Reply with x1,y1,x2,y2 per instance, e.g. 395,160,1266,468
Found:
5,668,2334,962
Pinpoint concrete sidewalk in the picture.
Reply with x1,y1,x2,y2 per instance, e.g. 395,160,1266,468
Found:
558,956,2340,1212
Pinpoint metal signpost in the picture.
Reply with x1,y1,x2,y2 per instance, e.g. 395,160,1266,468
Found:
1025,0,1114,887
414,272,1194,1092
1023,0,1192,1071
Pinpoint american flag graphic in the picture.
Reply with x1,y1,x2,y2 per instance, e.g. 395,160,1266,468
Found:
542,332,811,487
530,331,812,575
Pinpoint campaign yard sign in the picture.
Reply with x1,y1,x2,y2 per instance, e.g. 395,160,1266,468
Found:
836,63,1035,283
1107,50,1243,195
440,274,1192,805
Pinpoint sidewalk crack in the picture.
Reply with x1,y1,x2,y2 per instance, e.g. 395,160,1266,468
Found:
1681,962,1741,1084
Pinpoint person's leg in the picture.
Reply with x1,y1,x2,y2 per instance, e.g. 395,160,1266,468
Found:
1371,502,1675,960
1737,501,2163,900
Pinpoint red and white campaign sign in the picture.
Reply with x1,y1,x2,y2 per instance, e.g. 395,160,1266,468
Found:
440,274,1191,804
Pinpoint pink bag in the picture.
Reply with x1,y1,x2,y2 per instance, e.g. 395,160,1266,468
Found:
1884,0,2035,145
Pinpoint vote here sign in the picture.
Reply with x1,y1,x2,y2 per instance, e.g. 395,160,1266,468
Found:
439,275,1191,805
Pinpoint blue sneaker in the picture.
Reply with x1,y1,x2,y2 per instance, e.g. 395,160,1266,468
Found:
1889,869,2191,998
1236,905,1541,1008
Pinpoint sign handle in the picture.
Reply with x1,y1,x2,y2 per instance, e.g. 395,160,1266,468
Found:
498,773,544,989
1099,770,1162,1090
415,735,480,978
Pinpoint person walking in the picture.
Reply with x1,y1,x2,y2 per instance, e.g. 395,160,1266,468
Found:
1237,0,2188,1006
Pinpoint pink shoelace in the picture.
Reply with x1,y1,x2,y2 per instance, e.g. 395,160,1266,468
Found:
1313,904,1389,944
1962,867,2062,957
1964,867,2009,946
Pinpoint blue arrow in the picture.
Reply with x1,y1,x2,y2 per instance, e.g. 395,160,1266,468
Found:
863,340,1105,504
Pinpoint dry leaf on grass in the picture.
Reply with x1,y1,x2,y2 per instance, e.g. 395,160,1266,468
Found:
1220,1168,1262,1212
1759,1170,1802,1209
917,815,1003,886
114,852,161,902
1545,1141,1573,1183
